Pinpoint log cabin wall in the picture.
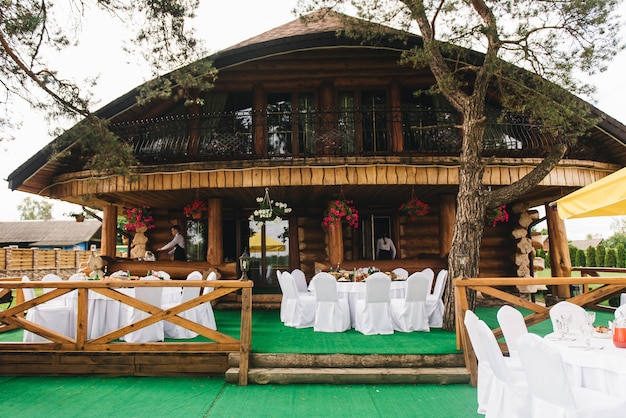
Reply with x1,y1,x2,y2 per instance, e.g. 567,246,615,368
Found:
297,216,328,277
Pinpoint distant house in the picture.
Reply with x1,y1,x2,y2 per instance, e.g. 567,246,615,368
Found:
570,238,603,251
0,220,102,250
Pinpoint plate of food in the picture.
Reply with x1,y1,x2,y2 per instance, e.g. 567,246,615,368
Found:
593,325,612,339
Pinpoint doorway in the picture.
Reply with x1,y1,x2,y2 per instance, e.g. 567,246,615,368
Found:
360,215,392,260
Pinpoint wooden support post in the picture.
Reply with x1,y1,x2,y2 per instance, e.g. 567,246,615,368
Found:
252,84,266,156
207,198,223,265
439,194,456,258
327,201,344,267
455,278,477,387
389,80,403,153
545,203,572,298
239,284,252,386
76,288,88,350
101,205,118,258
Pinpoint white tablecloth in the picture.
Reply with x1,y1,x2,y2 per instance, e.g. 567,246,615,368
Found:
544,332,626,396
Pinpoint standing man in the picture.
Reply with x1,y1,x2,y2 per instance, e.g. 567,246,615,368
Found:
158,225,186,261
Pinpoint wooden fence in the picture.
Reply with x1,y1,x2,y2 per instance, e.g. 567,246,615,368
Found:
454,276,626,386
0,248,92,278
0,278,253,385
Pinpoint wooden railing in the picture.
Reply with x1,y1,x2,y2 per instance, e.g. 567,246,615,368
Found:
0,278,253,385
454,276,626,386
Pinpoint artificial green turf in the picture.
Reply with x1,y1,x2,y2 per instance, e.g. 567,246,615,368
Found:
0,376,481,417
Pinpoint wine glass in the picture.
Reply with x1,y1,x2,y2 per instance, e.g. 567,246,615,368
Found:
581,324,593,349
560,314,572,336
585,311,596,327
555,318,565,340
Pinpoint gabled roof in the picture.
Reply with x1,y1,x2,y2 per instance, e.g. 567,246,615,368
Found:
0,220,101,247
569,238,603,251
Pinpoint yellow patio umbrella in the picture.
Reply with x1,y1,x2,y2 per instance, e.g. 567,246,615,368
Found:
248,232,286,253
554,167,626,219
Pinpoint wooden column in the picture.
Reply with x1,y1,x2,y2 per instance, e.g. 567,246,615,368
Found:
327,201,344,267
187,99,201,158
389,80,403,153
439,194,456,258
252,84,266,156
207,198,223,265
318,81,335,155
101,205,118,258
545,203,571,297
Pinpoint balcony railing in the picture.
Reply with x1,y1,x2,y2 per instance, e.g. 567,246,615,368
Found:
110,109,584,165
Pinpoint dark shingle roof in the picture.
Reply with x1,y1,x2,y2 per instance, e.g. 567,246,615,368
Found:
0,220,101,247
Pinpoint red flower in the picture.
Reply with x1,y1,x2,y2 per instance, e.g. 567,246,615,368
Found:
184,200,208,217
486,205,509,227
324,200,359,229
398,198,429,221
124,206,156,231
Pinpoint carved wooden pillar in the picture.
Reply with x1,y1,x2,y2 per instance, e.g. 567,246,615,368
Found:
389,80,403,153
545,202,572,297
439,194,456,258
207,198,223,265
327,200,344,267
252,84,266,156
101,205,118,258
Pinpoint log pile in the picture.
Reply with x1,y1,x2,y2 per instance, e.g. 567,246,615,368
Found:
510,203,547,294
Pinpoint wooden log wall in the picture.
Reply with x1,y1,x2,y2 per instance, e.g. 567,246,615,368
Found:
399,208,440,259
297,216,328,277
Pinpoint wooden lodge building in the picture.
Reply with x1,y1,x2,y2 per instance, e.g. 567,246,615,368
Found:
7,12,626,289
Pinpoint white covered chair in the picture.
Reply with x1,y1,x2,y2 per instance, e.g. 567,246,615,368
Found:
464,310,524,415
311,272,350,332
496,305,528,357
390,272,430,332
291,268,309,293
614,303,626,319
476,319,530,418
163,271,216,339
421,268,435,292
426,269,447,328
391,267,409,279
517,333,626,418
354,272,394,335
122,276,164,342
278,271,316,328
40,273,67,307
549,301,587,334
22,276,74,342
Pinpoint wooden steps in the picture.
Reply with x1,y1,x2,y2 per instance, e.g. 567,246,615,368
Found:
225,353,470,385
215,294,281,310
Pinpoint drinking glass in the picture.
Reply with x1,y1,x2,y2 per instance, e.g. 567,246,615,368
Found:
555,318,565,340
581,324,593,349
560,314,572,336
585,311,596,327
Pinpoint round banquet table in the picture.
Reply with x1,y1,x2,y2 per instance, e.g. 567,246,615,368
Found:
308,280,407,327
544,332,626,396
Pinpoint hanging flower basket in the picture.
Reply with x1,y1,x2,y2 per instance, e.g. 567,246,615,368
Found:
249,188,292,226
398,198,429,221
323,199,359,229
486,204,509,227
124,206,156,232
184,200,208,219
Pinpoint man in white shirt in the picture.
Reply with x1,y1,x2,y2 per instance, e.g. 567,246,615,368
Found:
158,225,186,261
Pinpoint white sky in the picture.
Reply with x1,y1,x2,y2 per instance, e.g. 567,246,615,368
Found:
1,0,626,240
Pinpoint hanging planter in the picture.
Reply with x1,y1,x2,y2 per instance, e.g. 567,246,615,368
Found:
486,204,509,227
249,188,292,226
323,189,359,229
398,188,429,221
124,206,155,232
184,199,208,220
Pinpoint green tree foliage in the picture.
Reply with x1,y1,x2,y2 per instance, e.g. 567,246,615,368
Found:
544,251,551,269
297,0,623,329
0,1,214,175
618,244,626,269
575,249,586,268
17,197,53,220
569,244,578,267
605,232,626,250
586,245,597,268
605,248,617,268
596,244,607,267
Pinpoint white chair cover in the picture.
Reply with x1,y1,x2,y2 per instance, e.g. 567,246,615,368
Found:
123,276,164,342
549,301,587,334
22,276,74,342
279,272,315,328
426,269,447,328
421,268,435,292
391,267,409,279
291,269,309,293
390,272,430,332
517,333,626,418
163,271,216,339
615,304,626,319
476,320,529,418
497,305,528,357
354,272,394,335
311,272,350,333
40,274,67,306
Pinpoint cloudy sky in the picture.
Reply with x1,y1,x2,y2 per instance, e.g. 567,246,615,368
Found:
1,1,625,240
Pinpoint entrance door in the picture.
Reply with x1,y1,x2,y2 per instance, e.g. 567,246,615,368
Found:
248,220,289,287
360,215,392,261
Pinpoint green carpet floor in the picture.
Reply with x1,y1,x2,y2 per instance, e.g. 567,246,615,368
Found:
0,307,616,417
